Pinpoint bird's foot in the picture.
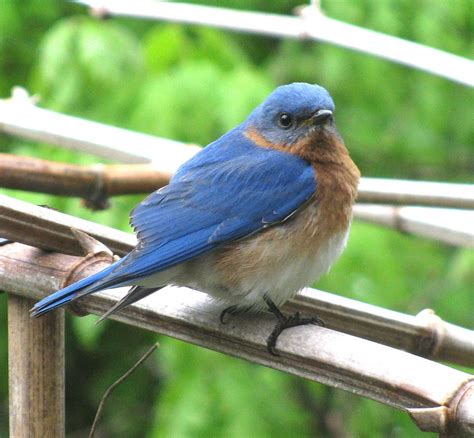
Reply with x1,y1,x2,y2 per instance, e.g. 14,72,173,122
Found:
263,295,325,355
219,305,251,324
267,311,324,355
220,305,238,324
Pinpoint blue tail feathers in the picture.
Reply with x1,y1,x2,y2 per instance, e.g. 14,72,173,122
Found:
30,258,126,317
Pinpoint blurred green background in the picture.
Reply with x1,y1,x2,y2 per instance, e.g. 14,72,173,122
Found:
0,0,473,436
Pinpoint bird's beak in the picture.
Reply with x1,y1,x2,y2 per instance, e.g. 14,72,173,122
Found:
311,109,333,125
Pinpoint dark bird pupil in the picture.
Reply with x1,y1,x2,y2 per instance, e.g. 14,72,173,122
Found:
279,113,292,128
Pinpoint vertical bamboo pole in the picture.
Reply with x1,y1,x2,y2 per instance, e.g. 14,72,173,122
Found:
8,294,65,438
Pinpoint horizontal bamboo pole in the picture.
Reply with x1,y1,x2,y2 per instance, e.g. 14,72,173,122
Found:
0,194,473,368
1,153,473,210
0,87,200,168
0,241,472,436
0,193,136,256
358,178,474,210
354,204,474,248
0,154,170,209
77,0,474,87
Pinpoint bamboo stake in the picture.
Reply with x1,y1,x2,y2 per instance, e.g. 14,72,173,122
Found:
353,204,474,248
0,195,472,368
8,295,65,438
5,228,117,436
358,178,474,210
76,0,474,87
1,153,473,210
0,242,473,436
0,87,200,169
0,154,170,209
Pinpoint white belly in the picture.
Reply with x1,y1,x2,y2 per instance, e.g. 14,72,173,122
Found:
178,226,350,310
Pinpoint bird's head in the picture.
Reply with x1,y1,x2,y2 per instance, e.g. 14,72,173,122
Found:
245,83,337,149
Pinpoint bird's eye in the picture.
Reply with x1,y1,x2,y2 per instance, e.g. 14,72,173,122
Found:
278,113,293,129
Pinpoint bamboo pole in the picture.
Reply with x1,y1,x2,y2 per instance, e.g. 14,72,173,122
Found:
0,154,170,209
0,194,473,368
1,153,473,210
0,87,200,169
358,178,474,210
353,204,474,248
76,0,474,87
0,241,473,436
8,296,65,438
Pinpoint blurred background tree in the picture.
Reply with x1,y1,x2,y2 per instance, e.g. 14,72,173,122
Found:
0,0,472,436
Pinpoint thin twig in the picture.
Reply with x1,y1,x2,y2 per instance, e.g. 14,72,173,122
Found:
89,342,159,438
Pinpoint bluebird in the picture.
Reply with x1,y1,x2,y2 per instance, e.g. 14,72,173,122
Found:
31,83,360,354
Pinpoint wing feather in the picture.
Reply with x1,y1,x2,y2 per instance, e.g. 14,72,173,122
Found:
101,129,317,284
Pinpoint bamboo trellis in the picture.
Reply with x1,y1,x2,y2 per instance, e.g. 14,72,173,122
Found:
76,0,474,87
1,1,473,436
1,89,473,248
1,196,473,437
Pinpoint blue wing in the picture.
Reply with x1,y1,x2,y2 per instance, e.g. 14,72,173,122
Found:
111,127,317,282
31,127,317,316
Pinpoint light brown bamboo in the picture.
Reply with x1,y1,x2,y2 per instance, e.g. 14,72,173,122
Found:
78,0,474,86
0,193,136,256
353,204,474,248
0,194,473,368
1,91,473,211
0,242,473,436
8,295,65,438
0,154,171,209
5,231,115,436
1,153,473,210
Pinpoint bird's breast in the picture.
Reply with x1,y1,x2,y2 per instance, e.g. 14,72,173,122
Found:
183,170,355,309
178,141,360,309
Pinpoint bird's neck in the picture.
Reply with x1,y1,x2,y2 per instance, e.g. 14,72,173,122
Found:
304,131,361,213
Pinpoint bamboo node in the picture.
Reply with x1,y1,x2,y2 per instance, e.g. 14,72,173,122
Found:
415,309,446,358
82,163,110,210
446,380,474,437
62,230,116,316
8,86,39,105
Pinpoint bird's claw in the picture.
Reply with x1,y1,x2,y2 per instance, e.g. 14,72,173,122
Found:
219,305,239,324
266,312,325,356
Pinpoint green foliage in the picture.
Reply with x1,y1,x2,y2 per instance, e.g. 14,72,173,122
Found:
0,0,472,437
152,339,312,437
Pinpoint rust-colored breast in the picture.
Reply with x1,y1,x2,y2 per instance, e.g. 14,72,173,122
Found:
204,125,360,303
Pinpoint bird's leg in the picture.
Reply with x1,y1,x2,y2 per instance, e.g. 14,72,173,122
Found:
264,295,324,356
